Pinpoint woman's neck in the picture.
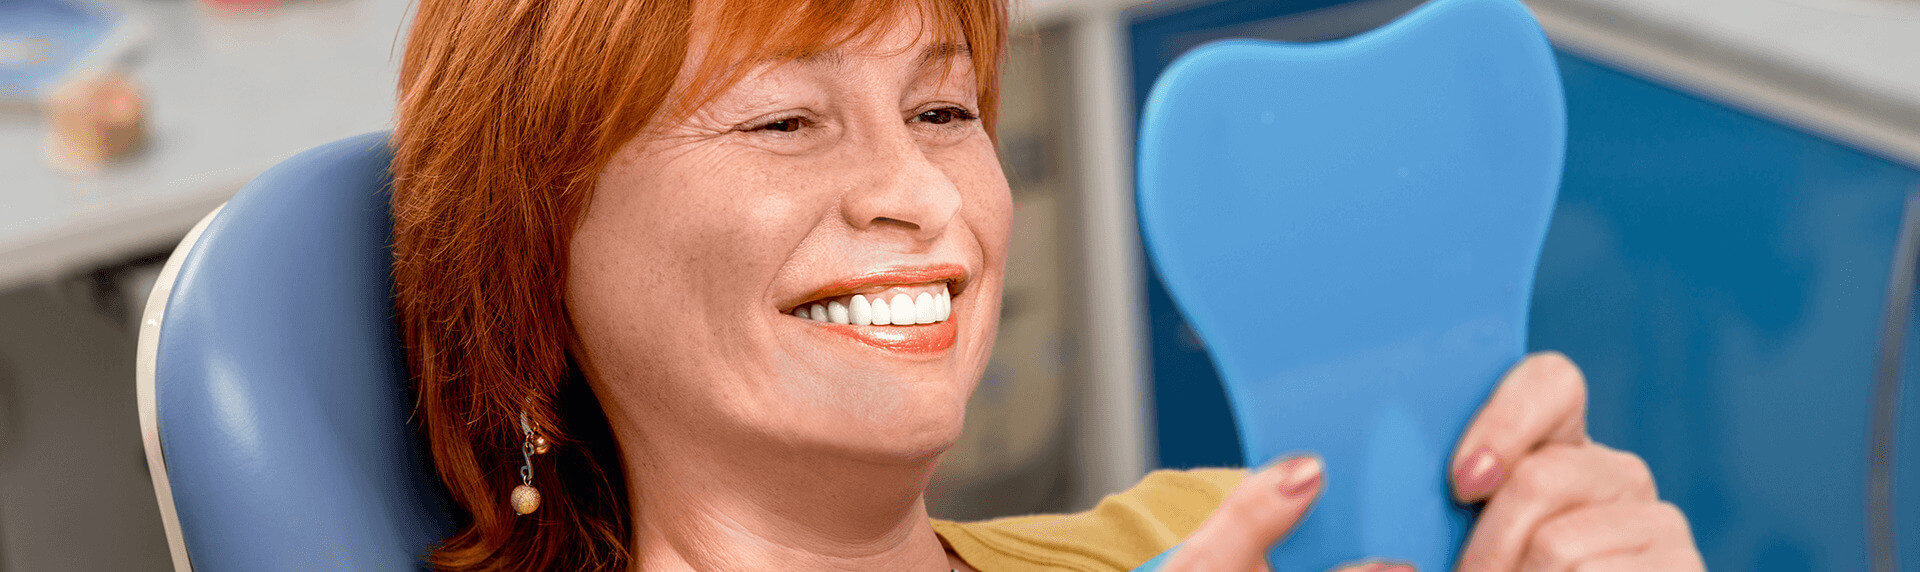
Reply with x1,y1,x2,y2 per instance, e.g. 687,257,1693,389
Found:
621,429,958,571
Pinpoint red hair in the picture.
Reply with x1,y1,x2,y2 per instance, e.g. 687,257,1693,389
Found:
390,0,1007,569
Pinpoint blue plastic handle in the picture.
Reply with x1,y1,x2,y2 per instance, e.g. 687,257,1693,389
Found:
1132,0,1564,569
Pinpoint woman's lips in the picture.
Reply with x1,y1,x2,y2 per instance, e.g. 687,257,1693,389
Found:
786,263,968,312
782,264,967,355
815,319,957,354
789,285,958,354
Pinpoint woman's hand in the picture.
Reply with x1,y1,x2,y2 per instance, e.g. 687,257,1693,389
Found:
1450,352,1705,571
1160,456,1413,572
1164,352,1702,572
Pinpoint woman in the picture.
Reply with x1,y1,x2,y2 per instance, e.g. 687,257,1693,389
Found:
390,0,1705,570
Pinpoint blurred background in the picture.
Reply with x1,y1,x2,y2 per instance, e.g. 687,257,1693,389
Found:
2,0,1918,569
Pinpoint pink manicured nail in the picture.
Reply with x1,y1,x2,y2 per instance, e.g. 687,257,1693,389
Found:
1275,456,1323,497
1456,448,1500,496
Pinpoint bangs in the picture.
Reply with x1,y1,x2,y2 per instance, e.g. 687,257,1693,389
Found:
667,0,1002,132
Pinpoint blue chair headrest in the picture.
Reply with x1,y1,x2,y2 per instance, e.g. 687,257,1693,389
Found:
142,132,456,570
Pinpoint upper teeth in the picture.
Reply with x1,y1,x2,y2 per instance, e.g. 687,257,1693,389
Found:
793,284,952,326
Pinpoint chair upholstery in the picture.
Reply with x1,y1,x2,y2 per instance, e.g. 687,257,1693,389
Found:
137,132,455,571
1133,0,1564,569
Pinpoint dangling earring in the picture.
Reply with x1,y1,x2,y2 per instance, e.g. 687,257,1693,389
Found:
512,410,549,515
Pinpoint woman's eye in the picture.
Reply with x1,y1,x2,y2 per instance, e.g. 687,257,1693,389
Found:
915,107,977,126
751,117,807,133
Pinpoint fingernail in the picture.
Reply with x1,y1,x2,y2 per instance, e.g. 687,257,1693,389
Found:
1381,566,1415,572
1455,448,1500,496
1275,456,1322,497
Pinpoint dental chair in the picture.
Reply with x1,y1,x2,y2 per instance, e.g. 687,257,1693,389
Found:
137,132,456,570
1132,0,1564,569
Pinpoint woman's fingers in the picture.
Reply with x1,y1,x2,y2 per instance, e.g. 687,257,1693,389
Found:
1517,501,1697,572
1551,544,1705,572
1449,352,1704,571
1455,443,1659,572
1161,456,1324,572
1452,352,1591,503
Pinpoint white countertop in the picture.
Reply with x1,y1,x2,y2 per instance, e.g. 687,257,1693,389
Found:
0,0,409,291
1558,0,1920,112
1530,0,1920,167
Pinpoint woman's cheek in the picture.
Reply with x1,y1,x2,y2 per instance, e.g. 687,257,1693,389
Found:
943,138,1014,250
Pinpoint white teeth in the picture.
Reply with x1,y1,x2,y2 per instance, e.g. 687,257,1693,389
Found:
890,294,913,326
914,292,936,324
795,286,954,327
850,295,872,326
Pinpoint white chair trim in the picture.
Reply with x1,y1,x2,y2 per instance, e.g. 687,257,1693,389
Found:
136,203,226,572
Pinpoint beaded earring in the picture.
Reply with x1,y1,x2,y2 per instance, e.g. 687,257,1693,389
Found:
512,410,550,515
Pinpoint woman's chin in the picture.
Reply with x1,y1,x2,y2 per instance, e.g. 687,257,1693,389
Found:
797,398,970,465
862,427,964,465
745,336,982,465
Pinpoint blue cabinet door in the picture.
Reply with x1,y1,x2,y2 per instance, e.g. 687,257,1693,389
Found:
1531,53,1917,572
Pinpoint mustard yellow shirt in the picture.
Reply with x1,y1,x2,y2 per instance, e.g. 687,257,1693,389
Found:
933,468,1250,571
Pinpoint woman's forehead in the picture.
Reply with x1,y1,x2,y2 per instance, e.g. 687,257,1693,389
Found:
685,0,963,69
670,1,974,115
652,0,998,129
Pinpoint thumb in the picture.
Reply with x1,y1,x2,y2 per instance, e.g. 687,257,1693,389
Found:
1162,455,1324,572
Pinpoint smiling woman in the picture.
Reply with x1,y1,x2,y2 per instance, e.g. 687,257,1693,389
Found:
391,0,1005,568
390,0,1705,570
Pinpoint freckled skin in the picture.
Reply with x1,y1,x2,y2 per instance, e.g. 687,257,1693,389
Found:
571,47,1007,465
562,10,1009,570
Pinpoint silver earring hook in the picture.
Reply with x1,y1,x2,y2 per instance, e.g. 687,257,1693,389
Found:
518,410,535,486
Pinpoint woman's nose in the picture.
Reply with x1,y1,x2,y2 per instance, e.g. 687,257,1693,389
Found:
839,130,962,244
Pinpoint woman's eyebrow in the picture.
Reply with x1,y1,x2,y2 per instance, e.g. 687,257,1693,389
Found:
919,41,970,67
773,41,969,69
915,41,972,79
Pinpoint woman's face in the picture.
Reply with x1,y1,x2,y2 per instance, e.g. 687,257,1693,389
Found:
568,14,1009,466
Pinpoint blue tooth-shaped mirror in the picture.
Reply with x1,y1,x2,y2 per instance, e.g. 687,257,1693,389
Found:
1131,0,1564,569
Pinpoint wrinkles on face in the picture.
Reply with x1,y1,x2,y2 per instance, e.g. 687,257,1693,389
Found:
569,10,1009,473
